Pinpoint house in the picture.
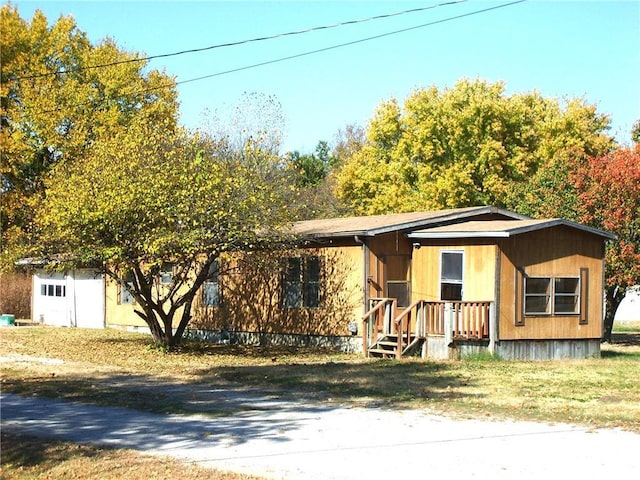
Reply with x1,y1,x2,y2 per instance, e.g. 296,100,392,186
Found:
104,206,614,360
28,206,616,360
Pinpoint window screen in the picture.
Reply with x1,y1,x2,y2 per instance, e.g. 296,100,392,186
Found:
525,277,551,314
441,251,463,301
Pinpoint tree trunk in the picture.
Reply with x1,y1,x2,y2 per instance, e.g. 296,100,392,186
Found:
603,286,625,343
134,308,165,346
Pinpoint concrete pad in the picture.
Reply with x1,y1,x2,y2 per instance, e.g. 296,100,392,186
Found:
1,393,638,479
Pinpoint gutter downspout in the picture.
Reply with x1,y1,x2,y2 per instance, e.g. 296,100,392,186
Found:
354,236,369,313
489,244,501,354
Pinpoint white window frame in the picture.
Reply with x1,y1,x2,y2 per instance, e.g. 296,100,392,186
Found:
159,262,174,285
553,276,581,315
524,277,551,315
40,283,66,298
439,250,464,301
118,272,135,305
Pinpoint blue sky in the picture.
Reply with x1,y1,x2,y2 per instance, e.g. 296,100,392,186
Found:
13,0,640,153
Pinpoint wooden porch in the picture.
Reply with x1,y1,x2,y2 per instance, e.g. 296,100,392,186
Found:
363,298,494,359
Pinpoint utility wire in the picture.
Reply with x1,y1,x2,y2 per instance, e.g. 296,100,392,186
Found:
17,0,468,80
177,0,527,87
29,0,526,116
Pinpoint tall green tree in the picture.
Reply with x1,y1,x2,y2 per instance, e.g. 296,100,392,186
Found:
34,119,295,348
285,141,347,219
287,141,337,188
0,5,178,267
336,79,614,215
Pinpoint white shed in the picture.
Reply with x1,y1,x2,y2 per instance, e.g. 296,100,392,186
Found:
32,268,105,329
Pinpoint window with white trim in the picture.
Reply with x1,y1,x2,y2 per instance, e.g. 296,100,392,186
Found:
40,283,66,297
440,251,463,301
554,277,580,314
118,271,135,305
159,262,174,284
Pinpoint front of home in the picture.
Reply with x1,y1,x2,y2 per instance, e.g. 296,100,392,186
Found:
28,206,614,360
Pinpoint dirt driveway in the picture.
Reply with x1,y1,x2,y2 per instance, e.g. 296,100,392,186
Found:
2,387,639,480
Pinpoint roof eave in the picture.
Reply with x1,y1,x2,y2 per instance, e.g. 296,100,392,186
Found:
366,206,528,236
408,231,511,239
409,219,617,241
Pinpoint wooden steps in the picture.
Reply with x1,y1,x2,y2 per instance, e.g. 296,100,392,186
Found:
367,334,424,358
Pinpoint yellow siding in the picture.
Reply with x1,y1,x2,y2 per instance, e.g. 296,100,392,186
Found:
188,246,363,337
412,242,497,302
105,278,148,329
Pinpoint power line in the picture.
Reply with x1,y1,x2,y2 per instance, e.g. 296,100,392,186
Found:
16,0,468,81
177,0,527,87
28,0,527,116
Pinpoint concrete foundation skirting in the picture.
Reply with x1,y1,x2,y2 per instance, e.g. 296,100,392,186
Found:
424,337,600,361
495,339,601,360
184,329,363,354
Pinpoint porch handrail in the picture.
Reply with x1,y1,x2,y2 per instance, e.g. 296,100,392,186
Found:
393,300,428,357
363,299,492,357
362,298,396,353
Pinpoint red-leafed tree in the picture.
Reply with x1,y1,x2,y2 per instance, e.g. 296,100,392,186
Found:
571,146,640,340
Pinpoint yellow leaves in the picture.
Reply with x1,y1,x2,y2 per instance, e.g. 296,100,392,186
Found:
336,78,615,215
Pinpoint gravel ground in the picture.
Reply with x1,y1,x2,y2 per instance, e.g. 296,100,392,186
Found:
2,392,639,479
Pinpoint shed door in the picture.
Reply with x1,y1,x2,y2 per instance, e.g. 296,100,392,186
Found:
72,270,105,329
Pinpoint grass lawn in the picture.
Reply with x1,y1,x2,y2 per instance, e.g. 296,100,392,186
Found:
1,325,639,478
0,431,263,480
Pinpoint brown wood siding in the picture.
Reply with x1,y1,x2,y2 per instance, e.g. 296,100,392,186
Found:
105,278,150,329
498,226,604,340
106,246,364,337
366,233,413,301
192,246,364,337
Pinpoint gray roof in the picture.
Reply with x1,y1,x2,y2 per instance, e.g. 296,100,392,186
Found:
408,218,617,240
291,206,528,238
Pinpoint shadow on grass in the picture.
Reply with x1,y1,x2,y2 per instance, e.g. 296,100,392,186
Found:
192,359,482,406
1,356,482,416
0,360,481,455
1,431,102,469
609,332,640,347
602,332,640,359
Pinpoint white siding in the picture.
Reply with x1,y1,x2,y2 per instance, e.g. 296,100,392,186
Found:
32,269,104,328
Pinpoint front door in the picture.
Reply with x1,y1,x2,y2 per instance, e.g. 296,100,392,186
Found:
383,255,411,308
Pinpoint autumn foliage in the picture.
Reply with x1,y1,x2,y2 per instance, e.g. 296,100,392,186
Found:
572,146,640,290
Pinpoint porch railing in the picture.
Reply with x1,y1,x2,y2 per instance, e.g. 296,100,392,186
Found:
362,299,492,356
362,298,397,352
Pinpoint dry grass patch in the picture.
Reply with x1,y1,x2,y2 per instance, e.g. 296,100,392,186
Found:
0,432,263,480
1,326,639,431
